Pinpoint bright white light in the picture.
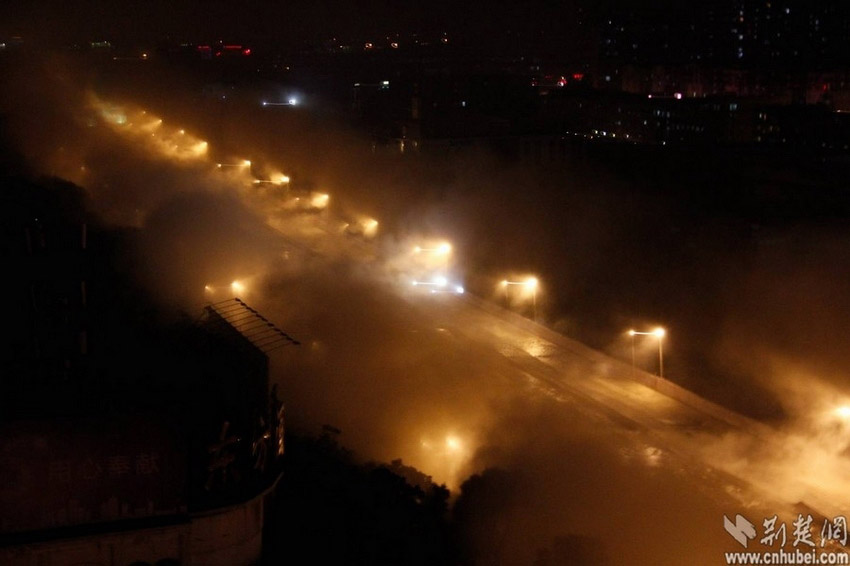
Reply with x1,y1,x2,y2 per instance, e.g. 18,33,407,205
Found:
455,286,465,294
242,159,252,167
363,218,379,237
835,406,850,420
311,193,330,208
433,276,448,287
231,280,245,294
525,277,538,289
628,329,637,336
414,242,452,255
653,327,666,338
445,436,461,452
288,98,298,106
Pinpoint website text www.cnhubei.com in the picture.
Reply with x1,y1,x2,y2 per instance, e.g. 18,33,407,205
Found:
725,549,849,564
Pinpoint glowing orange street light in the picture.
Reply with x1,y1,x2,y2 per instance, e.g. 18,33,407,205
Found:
363,218,379,237
414,242,452,255
628,327,666,377
217,159,252,169
310,193,330,208
253,174,290,185
501,277,539,319
412,275,448,288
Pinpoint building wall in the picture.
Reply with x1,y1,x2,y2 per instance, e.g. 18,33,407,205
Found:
0,494,266,566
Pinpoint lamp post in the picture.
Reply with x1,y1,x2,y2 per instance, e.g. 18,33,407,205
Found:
216,159,252,169
253,174,290,185
414,242,452,255
501,277,538,319
412,276,448,289
414,242,452,271
628,327,665,377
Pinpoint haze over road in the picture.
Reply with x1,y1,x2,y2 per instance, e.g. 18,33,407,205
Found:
6,65,849,564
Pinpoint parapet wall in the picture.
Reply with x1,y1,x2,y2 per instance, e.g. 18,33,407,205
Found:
463,293,773,438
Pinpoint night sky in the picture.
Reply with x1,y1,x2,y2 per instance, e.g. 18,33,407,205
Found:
2,0,591,50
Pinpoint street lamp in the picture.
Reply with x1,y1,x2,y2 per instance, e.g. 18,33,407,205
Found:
501,277,539,319
628,327,665,377
414,241,452,271
231,280,245,295
217,159,252,168
412,275,448,288
414,242,452,255
252,174,291,186
363,218,379,237
262,98,299,107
